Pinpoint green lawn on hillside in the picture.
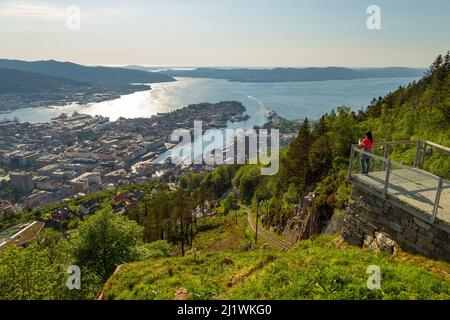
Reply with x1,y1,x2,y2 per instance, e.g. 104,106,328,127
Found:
192,210,252,252
101,235,450,300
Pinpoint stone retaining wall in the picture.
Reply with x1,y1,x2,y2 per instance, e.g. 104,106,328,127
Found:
342,183,450,261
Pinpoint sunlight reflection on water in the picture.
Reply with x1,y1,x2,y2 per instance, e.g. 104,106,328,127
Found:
1,77,418,125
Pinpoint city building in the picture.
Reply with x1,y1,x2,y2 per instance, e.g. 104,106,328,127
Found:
9,172,34,194
79,200,98,216
9,152,39,168
23,190,48,209
70,172,102,193
0,200,22,219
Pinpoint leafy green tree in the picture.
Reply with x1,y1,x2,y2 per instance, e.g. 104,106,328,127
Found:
200,165,238,199
137,240,173,260
308,135,333,182
0,240,100,300
171,189,196,256
326,106,360,159
222,192,239,214
283,183,300,206
0,244,64,300
179,173,204,191
233,165,261,204
71,205,143,281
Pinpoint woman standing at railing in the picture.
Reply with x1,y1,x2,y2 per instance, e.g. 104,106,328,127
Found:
359,131,374,174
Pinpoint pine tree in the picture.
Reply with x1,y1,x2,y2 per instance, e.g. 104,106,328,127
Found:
443,51,450,73
312,115,328,139
425,54,443,81
283,118,311,193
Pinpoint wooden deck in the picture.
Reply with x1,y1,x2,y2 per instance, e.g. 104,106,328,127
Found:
353,169,450,224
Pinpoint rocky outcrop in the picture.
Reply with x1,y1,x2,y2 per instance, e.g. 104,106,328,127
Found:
323,214,344,235
282,193,335,243
282,214,305,243
363,232,397,254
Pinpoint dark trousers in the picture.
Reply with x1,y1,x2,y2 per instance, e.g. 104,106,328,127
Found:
361,155,370,174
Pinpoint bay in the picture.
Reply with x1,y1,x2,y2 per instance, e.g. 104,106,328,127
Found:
1,76,419,126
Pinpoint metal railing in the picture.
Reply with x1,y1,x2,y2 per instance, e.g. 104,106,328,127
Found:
351,140,450,169
348,140,450,223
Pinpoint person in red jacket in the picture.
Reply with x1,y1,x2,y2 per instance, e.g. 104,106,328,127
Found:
359,131,374,174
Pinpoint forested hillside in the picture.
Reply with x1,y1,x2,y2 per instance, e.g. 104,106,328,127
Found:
162,67,424,82
0,59,175,84
235,52,450,238
0,68,89,94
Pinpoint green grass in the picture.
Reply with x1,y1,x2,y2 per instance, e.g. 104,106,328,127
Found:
101,235,450,300
245,205,290,244
192,210,252,252
0,226,22,241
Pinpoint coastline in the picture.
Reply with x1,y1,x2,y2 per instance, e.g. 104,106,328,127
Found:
1,76,420,124
0,83,154,116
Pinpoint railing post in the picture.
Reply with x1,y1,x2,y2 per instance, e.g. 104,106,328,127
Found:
413,140,421,168
348,147,355,180
419,142,427,169
382,143,390,171
431,178,443,223
384,143,389,159
383,160,391,200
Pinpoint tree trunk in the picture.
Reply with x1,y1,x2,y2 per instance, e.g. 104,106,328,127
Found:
180,212,185,256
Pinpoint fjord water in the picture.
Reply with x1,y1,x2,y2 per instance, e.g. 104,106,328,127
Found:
2,77,419,125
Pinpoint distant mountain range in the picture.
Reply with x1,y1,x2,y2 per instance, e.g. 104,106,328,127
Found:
0,59,425,113
155,67,425,82
0,59,175,112
0,67,89,94
0,59,175,85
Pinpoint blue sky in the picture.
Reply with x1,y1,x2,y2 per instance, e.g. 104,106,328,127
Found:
0,0,449,67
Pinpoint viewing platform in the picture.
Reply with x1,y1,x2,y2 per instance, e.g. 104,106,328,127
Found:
349,140,449,227
353,169,449,225
344,140,450,261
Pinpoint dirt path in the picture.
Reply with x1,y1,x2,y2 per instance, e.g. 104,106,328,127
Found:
246,208,293,251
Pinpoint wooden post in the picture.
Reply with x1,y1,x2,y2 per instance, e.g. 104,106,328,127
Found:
431,178,443,223
383,160,391,200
